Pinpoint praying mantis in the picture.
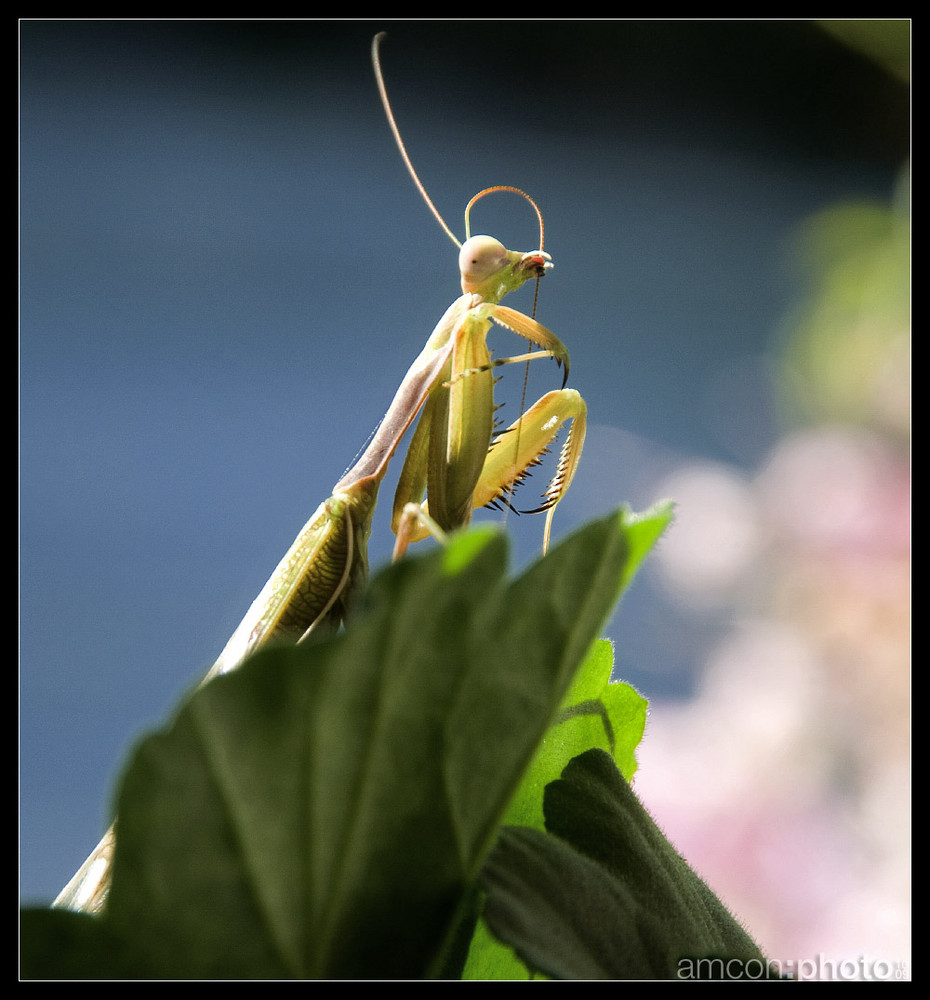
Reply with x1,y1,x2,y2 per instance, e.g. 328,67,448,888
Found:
53,32,587,914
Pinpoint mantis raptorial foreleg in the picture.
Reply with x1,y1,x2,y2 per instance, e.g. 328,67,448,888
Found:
392,384,586,556
54,32,589,916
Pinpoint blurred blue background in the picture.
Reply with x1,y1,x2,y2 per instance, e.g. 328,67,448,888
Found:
21,19,909,974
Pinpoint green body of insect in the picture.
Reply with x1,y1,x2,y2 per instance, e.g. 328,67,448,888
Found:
390,232,585,550
208,227,586,675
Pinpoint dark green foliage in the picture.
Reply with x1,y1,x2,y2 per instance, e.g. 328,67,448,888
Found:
480,749,774,980
20,503,770,980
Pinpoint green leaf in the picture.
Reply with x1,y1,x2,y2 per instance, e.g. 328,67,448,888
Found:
502,640,648,833
505,500,675,833
24,507,669,979
615,500,675,596
461,644,648,980
20,908,140,980
480,749,773,980
459,503,671,980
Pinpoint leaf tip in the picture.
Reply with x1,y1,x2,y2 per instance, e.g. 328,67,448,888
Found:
441,525,503,577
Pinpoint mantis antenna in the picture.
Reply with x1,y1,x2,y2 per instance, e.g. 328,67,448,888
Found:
371,33,546,258
372,32,461,249
465,186,546,317
464,186,546,252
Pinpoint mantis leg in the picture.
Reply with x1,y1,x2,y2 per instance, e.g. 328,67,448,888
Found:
396,387,587,553
480,388,587,553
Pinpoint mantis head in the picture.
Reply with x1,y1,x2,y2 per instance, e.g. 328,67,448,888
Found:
459,234,552,299
372,35,552,305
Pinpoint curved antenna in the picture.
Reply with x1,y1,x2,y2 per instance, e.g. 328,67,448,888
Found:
372,33,462,249
465,185,546,320
464,186,546,252
465,186,546,316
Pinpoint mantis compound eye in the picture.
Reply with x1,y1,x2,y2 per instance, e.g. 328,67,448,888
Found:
459,235,508,289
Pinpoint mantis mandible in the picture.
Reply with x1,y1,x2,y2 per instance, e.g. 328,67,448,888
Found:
53,32,587,915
